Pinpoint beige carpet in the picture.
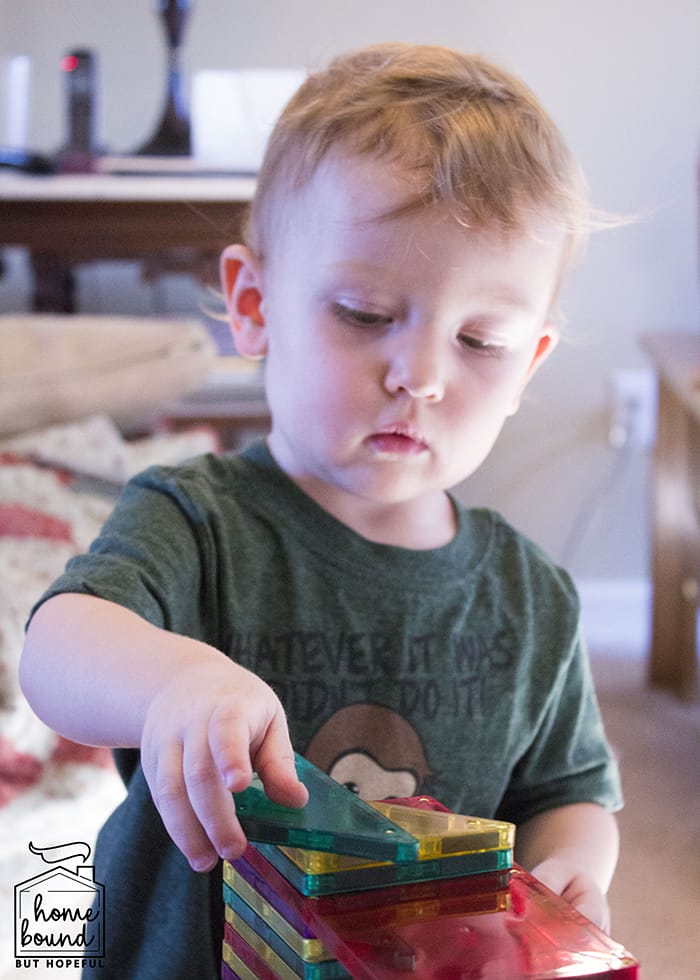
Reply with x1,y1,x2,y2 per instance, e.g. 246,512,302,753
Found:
591,654,700,979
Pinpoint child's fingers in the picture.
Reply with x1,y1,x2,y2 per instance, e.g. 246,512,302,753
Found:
206,703,255,794
142,739,219,871
559,877,610,932
532,861,610,931
569,891,610,932
182,728,247,863
207,699,308,809
252,714,309,808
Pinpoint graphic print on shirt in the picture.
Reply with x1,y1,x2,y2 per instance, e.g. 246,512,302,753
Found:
304,703,434,800
228,622,522,809
229,625,518,729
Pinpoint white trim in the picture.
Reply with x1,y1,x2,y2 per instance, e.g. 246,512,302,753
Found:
574,577,652,659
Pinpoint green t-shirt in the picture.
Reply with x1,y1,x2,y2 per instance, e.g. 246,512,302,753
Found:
38,440,621,979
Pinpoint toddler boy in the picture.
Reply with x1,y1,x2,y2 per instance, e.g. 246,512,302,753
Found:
22,43,622,979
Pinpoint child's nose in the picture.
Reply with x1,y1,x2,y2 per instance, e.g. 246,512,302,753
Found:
384,329,446,402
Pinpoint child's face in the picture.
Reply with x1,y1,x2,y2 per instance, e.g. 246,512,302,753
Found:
226,152,562,541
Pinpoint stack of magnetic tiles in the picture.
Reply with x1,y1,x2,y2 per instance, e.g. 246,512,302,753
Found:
222,754,639,980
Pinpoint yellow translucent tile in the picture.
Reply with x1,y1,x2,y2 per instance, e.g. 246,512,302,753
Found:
280,802,515,872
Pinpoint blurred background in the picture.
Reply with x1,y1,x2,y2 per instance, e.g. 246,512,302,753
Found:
1,0,699,651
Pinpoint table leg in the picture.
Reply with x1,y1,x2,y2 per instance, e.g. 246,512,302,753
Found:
30,251,77,312
648,377,699,701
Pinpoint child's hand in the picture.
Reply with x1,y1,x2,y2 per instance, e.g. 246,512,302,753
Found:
140,657,308,872
530,858,611,932
515,803,618,933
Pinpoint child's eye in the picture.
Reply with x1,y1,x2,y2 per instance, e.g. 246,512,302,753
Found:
458,333,506,356
332,302,392,327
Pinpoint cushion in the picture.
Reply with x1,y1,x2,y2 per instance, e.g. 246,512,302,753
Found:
0,313,216,436
0,415,219,709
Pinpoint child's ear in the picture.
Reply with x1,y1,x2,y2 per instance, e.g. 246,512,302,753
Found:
220,244,268,359
508,324,559,415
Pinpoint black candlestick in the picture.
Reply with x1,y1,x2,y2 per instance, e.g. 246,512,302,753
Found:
136,0,192,156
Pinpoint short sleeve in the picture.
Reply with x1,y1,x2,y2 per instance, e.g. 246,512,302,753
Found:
496,626,623,824
30,465,212,639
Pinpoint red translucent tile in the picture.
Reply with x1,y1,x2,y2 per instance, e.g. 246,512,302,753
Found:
304,865,639,979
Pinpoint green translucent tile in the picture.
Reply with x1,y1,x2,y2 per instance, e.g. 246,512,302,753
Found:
233,753,419,863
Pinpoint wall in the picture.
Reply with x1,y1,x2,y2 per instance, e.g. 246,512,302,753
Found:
1,0,698,587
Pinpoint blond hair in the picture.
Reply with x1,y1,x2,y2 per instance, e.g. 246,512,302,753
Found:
245,43,590,270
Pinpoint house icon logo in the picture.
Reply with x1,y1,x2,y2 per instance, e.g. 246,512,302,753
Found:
14,841,105,963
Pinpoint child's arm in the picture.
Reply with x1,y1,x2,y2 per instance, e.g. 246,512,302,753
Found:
514,802,619,931
20,592,308,871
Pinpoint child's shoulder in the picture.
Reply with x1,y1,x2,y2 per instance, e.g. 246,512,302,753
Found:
457,502,578,606
130,440,274,496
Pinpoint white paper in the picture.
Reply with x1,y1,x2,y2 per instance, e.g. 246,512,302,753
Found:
191,68,305,172
1,55,31,148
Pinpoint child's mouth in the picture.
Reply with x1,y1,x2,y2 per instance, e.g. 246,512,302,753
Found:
367,427,429,456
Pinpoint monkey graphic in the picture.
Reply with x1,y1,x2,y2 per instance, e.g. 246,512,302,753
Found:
305,703,435,800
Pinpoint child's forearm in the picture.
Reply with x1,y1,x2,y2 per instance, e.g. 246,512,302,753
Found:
515,802,619,891
22,592,308,871
20,592,234,748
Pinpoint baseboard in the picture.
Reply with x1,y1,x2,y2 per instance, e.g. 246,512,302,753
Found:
574,577,651,659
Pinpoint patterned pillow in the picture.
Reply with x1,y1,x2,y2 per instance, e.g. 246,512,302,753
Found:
0,415,218,808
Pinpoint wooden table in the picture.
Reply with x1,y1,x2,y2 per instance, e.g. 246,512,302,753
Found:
643,333,700,701
0,171,256,311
